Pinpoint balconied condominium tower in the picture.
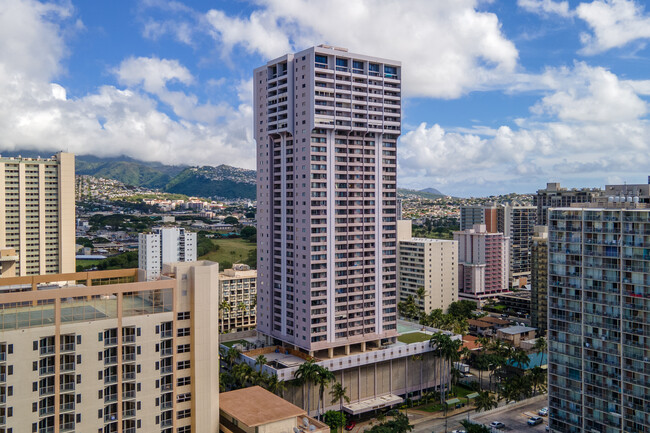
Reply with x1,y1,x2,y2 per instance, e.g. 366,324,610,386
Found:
548,204,650,433
454,224,509,305
255,45,400,355
534,182,601,226
0,153,75,276
0,262,220,433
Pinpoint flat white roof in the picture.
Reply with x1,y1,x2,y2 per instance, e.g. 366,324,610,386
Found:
343,394,403,415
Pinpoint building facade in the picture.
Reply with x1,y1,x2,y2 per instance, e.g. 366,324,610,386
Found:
548,205,650,433
397,221,458,314
459,206,498,232
530,225,548,334
454,224,509,305
534,182,600,226
498,205,537,287
219,264,257,333
139,227,197,280
0,153,75,276
255,45,400,355
0,262,220,433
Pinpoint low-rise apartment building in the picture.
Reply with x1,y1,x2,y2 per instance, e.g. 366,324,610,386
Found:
219,264,257,333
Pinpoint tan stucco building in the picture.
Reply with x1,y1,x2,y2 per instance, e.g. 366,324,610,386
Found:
0,262,220,433
0,152,75,276
219,264,257,333
397,220,458,313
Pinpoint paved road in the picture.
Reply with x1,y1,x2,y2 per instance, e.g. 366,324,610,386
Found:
473,398,548,432
410,395,548,433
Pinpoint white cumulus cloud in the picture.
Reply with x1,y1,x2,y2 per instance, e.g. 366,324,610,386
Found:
577,0,650,54
517,0,572,17
204,0,519,99
0,0,256,169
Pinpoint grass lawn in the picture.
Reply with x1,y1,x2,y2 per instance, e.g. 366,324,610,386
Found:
76,259,103,269
397,332,431,344
199,237,256,268
221,340,250,348
415,385,477,413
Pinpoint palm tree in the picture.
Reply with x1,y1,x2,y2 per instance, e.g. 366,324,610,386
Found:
315,366,335,420
232,363,254,389
294,359,319,416
416,286,426,310
329,382,350,413
512,348,531,370
219,300,231,333
224,347,241,368
254,354,267,371
474,390,498,413
533,336,547,367
451,367,463,387
528,366,547,395
429,332,448,403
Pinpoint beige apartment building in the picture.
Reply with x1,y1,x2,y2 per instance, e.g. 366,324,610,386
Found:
0,262,219,433
0,153,75,276
219,264,257,333
397,221,458,313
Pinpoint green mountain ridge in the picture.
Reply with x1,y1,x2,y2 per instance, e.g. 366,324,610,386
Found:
74,154,257,200
398,188,447,200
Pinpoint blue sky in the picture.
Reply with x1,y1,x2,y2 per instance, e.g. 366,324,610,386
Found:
1,0,650,197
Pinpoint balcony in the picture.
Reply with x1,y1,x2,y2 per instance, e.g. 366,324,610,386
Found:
60,402,75,413
161,330,172,339
104,337,118,347
60,363,75,373
39,386,55,396
104,393,118,403
123,390,136,400
122,335,136,344
39,406,55,416
60,343,75,353
60,382,75,392
104,356,117,365
60,422,75,432
104,413,118,422
122,353,136,362
40,346,55,356
104,375,117,384
161,400,173,409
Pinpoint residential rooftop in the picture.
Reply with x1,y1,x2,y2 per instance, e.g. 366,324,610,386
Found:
498,325,537,335
219,386,308,427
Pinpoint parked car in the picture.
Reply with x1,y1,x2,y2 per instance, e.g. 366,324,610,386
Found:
344,420,356,431
451,430,467,433
528,416,543,426
538,407,549,416
490,421,505,429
